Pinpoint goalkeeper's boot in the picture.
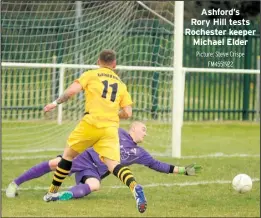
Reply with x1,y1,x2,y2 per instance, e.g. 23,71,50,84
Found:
6,182,18,198
57,191,73,201
133,185,147,213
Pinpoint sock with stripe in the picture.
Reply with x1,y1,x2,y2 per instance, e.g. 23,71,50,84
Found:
112,164,137,192
14,161,51,186
48,158,72,193
68,183,91,199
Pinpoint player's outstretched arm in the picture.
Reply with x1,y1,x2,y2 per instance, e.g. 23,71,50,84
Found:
135,148,201,176
44,81,82,112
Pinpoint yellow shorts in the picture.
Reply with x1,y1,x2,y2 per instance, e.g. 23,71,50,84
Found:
67,119,120,161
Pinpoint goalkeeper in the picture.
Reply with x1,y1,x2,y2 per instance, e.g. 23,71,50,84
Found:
6,121,201,201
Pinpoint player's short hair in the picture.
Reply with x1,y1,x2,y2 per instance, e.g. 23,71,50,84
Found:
99,49,116,64
129,121,146,131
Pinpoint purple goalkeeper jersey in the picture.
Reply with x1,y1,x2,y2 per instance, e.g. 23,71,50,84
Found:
70,128,172,178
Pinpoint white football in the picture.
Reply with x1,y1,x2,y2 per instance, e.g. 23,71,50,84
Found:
232,174,252,193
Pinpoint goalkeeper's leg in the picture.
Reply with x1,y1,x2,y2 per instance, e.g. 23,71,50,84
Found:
50,177,100,201
6,157,61,198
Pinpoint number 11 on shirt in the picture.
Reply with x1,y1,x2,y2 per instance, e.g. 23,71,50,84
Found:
101,80,118,102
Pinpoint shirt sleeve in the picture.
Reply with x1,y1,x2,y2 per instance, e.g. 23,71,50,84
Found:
75,71,90,89
120,85,133,108
135,148,172,174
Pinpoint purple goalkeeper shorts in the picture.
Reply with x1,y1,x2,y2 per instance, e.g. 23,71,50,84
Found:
74,168,101,185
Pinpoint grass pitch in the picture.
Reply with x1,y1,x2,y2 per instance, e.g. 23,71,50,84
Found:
2,122,260,217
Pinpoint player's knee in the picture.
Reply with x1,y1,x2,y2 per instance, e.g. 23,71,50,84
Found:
48,157,61,170
63,147,79,161
86,178,100,191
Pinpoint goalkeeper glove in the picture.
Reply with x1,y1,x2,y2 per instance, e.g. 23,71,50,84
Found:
178,163,201,176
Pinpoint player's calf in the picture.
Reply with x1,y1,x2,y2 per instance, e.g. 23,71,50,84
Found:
112,163,147,213
47,158,72,194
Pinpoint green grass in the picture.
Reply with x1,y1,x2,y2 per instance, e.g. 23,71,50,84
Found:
2,122,260,217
